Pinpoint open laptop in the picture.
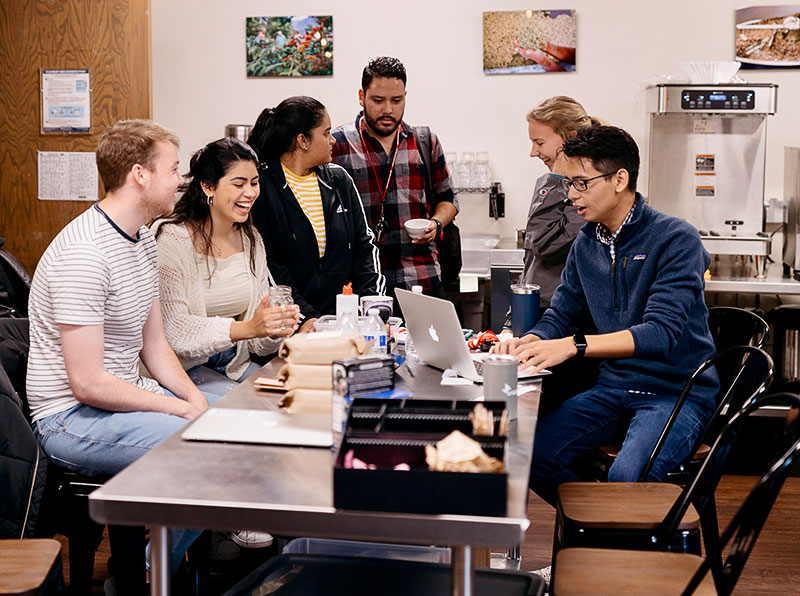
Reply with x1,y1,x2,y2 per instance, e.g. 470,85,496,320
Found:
181,408,333,448
395,289,550,383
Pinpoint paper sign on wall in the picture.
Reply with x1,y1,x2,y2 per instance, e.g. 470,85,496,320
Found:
41,69,91,133
38,151,98,201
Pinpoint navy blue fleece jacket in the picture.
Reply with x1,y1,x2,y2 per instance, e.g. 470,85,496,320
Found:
531,194,718,403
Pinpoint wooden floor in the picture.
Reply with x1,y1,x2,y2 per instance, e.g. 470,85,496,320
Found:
56,475,800,595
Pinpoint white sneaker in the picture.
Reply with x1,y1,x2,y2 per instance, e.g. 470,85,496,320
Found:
531,564,551,584
229,530,274,549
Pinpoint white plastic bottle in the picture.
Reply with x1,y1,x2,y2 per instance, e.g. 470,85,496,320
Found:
335,283,359,319
337,307,359,334
405,285,424,361
364,308,388,354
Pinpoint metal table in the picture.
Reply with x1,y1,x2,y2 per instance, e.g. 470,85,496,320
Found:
89,356,541,596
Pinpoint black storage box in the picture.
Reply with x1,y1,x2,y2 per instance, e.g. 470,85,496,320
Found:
223,554,545,596
334,398,508,516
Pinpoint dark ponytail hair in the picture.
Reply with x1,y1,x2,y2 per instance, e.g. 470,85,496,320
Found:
155,137,261,276
247,96,327,161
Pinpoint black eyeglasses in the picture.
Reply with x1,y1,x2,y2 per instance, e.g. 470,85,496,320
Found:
560,171,615,192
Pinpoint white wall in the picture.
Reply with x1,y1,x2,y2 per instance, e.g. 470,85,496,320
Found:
152,0,800,240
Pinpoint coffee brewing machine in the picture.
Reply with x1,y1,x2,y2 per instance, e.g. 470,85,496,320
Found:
783,147,800,280
646,83,778,278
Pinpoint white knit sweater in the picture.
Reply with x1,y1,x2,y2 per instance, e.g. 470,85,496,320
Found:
154,221,282,380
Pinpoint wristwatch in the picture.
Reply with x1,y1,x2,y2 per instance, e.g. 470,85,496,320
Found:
431,217,443,240
573,333,587,358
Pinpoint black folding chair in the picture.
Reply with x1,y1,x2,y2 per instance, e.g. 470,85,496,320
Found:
681,393,800,595
552,392,800,596
707,306,769,351
553,349,774,591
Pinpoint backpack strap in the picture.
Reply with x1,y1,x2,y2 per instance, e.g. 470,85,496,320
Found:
414,126,436,209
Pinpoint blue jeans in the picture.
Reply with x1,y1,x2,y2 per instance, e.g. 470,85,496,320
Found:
530,384,713,506
192,346,262,393
33,387,224,574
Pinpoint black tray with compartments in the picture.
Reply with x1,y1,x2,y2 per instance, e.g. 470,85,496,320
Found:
333,398,508,516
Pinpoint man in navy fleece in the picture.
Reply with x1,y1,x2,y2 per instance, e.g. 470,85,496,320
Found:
494,125,718,505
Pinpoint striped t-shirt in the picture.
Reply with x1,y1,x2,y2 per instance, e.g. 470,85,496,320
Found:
282,164,326,258
27,204,162,422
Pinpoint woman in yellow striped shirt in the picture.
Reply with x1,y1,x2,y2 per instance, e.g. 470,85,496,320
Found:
248,96,384,332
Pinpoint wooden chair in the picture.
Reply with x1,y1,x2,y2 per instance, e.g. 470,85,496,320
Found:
552,396,800,596
553,548,715,596
552,389,791,593
588,345,773,572
0,538,62,595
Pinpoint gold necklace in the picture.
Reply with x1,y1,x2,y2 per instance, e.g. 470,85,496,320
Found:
212,226,236,258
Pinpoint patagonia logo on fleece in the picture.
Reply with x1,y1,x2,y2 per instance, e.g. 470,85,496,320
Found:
633,254,647,261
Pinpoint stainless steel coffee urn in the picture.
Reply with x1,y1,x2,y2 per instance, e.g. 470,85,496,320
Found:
783,147,800,279
646,83,778,277
225,124,252,141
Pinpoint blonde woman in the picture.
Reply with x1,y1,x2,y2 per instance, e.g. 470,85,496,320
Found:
520,96,603,311
509,96,603,412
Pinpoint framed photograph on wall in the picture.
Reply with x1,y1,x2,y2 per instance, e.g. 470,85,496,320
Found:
246,15,333,77
483,10,576,74
735,5,800,68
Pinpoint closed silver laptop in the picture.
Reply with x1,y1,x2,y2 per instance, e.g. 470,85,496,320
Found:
181,408,333,447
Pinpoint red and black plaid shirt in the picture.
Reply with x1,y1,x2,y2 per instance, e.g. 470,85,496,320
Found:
331,113,457,291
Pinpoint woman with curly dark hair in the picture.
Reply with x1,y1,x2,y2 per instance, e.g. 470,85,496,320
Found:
154,137,299,385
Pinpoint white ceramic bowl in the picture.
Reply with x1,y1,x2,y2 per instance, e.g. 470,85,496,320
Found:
404,218,430,239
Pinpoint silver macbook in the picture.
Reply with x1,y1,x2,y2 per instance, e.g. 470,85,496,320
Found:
181,408,333,448
395,289,550,383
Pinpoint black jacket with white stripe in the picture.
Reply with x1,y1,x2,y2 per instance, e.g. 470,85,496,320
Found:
252,160,384,320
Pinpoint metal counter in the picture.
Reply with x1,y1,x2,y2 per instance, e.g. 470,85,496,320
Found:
704,268,800,295
89,357,540,596
489,244,800,296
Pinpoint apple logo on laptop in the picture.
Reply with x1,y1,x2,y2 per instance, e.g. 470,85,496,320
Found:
428,325,439,342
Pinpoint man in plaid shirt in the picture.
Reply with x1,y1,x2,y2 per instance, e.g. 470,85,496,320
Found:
331,56,458,299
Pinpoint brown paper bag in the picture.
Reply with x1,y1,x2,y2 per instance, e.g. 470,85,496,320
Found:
277,364,333,391
278,389,333,415
278,332,369,365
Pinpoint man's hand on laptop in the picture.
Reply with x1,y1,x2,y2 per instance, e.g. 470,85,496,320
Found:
490,333,536,356
510,336,576,373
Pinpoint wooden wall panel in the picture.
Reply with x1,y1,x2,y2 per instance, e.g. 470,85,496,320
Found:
0,0,152,273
